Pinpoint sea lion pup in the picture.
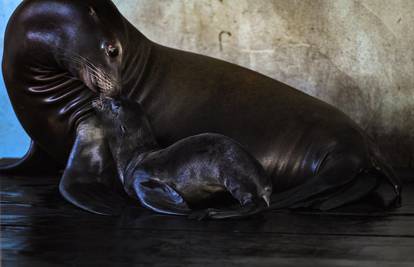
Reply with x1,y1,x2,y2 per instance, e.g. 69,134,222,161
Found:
93,97,273,219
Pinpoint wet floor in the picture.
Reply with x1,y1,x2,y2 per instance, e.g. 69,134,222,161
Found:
1,173,414,266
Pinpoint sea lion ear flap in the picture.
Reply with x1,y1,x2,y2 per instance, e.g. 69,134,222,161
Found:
59,117,129,216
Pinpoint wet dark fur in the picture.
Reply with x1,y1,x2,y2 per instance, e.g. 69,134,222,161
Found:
2,0,401,216
93,98,272,219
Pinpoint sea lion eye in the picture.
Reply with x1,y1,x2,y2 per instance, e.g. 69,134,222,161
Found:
105,43,120,58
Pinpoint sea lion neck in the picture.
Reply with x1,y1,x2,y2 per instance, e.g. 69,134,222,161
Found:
120,22,154,99
112,120,159,179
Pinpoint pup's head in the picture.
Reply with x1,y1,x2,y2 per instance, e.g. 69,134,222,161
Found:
93,97,154,152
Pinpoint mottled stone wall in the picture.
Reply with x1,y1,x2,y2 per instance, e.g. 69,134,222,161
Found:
114,0,414,168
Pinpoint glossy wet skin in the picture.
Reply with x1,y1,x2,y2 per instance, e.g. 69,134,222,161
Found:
2,0,401,215
2,0,127,161
93,97,158,170
93,98,273,212
93,98,153,147
55,1,124,96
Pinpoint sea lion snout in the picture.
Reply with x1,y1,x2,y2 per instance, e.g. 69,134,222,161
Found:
86,65,121,98
92,97,121,116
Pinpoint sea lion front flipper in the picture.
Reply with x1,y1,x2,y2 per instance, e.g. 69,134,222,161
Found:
0,141,62,176
59,117,129,216
134,178,191,216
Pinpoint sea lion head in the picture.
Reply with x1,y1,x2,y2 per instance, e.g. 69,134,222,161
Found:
20,0,127,97
93,97,156,156
2,0,135,160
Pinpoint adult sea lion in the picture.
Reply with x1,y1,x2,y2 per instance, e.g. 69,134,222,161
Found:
1,0,401,214
93,97,272,219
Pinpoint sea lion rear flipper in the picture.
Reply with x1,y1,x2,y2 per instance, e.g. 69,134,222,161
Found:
308,173,378,211
270,151,366,210
0,141,62,176
134,179,191,216
59,117,129,216
368,143,402,208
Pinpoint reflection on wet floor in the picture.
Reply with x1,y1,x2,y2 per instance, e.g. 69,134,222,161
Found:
1,174,414,266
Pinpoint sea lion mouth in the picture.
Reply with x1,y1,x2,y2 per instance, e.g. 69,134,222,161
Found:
82,64,119,97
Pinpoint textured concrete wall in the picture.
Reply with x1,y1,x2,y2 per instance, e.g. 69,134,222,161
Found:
114,0,414,168
0,1,412,168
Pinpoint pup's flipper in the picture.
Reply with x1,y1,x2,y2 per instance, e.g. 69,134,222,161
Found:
135,178,191,216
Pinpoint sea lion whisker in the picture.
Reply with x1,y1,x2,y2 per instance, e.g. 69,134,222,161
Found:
69,56,102,75
61,52,118,84
57,55,84,68
68,54,112,78
59,52,108,79
59,56,103,79
82,63,117,84
58,50,93,66
60,54,117,89
88,70,114,85
88,72,116,92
